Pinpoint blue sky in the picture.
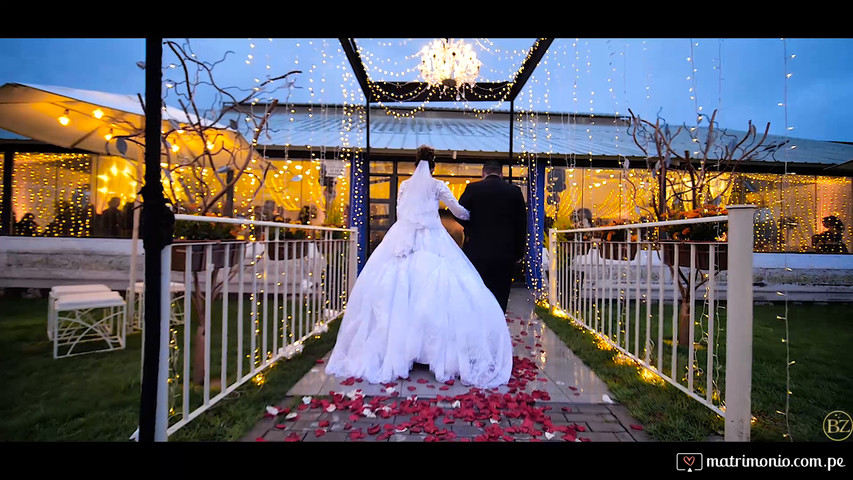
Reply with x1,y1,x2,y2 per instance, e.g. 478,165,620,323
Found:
1,37,851,143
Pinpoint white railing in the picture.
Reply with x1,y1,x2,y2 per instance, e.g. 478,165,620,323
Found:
148,214,357,439
547,205,755,441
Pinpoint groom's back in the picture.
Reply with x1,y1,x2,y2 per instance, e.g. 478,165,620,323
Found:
459,176,526,262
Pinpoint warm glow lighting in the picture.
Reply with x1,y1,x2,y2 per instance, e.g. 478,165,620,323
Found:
171,144,180,153
93,109,104,119
58,110,70,126
419,38,481,90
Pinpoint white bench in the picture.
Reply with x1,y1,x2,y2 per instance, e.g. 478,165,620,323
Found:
52,291,126,359
48,284,112,341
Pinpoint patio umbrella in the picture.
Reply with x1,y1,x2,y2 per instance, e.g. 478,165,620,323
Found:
0,82,265,320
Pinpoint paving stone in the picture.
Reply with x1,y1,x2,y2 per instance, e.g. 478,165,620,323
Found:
614,431,636,442
389,433,426,442
289,419,321,431
573,404,612,414
284,407,322,420
607,404,642,426
242,417,276,441
577,431,620,441
629,428,653,442
588,420,626,433
564,413,616,423
451,424,485,437
303,431,349,442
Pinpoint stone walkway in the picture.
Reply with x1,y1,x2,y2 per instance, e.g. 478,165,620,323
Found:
242,287,651,442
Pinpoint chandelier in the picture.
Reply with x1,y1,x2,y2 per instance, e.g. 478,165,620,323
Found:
418,38,481,91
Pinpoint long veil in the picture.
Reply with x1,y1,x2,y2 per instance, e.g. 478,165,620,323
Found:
392,160,442,257
396,160,441,229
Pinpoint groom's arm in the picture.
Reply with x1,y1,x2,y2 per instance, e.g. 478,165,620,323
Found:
457,184,473,228
513,186,527,261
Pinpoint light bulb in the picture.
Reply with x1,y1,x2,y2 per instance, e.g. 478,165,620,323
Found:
58,110,70,126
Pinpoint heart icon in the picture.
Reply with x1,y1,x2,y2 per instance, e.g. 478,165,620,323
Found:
683,456,695,467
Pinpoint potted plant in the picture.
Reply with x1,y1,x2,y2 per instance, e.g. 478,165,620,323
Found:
266,226,310,261
172,215,241,271
660,205,728,271
599,219,639,260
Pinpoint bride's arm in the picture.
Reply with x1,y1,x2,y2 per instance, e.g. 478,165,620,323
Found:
436,181,470,221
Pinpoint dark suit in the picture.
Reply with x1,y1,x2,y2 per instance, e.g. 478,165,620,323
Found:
458,175,527,312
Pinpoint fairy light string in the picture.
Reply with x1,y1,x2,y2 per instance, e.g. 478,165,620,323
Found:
780,37,794,442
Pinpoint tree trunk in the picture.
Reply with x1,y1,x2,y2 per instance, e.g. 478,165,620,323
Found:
678,294,691,347
190,290,206,386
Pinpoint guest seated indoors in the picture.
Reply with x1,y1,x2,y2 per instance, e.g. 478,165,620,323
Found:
812,215,848,253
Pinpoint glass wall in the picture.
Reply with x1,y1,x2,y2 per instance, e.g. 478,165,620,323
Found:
7,152,351,238
545,166,853,254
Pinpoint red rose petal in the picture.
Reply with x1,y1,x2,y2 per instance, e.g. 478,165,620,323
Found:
367,425,381,435
439,386,450,391
630,424,644,431
417,378,429,384
318,420,330,428
444,380,455,386
575,425,586,432
568,386,578,391
255,437,265,442
274,424,287,430
285,433,301,442
315,429,326,437
580,437,591,442
297,403,309,411
407,386,416,391
315,359,325,364
561,407,572,412
426,385,436,389
349,414,360,421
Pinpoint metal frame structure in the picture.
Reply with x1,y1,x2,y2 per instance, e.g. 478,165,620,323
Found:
338,38,553,274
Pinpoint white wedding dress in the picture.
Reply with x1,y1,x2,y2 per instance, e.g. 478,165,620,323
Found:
325,161,513,389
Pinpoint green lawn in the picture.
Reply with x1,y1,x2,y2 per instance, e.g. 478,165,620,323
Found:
2,292,850,442
536,301,853,442
0,294,340,441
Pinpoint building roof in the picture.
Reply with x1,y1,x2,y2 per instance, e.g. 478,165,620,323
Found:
221,103,853,169
4,99,853,172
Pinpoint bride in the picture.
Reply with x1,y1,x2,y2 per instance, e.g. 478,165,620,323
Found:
325,145,513,389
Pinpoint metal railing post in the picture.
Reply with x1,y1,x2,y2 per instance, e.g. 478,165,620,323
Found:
549,228,557,307
155,245,172,441
724,205,755,441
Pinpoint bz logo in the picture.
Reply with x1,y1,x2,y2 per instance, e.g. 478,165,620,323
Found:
824,411,852,441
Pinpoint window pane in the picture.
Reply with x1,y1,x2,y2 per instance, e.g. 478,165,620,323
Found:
13,152,95,237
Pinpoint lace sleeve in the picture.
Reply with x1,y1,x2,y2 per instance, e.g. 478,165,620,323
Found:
436,181,470,220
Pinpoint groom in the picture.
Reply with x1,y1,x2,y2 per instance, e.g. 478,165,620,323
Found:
458,160,527,313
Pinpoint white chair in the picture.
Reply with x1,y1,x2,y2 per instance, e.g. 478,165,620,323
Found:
128,281,186,331
48,284,111,341
52,291,126,359
265,242,328,294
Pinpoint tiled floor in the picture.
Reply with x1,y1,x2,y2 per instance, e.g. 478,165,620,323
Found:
242,287,652,442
